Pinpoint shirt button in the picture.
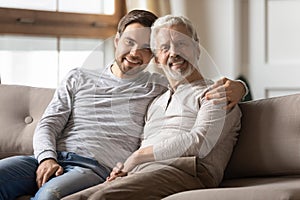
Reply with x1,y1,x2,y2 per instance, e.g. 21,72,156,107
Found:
24,116,33,124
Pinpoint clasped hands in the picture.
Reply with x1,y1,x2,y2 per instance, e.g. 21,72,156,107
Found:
106,162,128,182
107,146,154,182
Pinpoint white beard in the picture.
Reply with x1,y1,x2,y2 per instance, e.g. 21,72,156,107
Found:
164,64,194,81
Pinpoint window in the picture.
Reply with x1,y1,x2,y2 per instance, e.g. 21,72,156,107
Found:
0,36,110,88
0,0,126,38
0,0,114,14
0,35,58,87
0,0,126,87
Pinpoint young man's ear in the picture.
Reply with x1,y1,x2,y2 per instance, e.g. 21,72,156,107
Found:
114,32,120,49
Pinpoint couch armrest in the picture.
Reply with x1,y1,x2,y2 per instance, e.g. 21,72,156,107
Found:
0,84,54,159
224,94,300,179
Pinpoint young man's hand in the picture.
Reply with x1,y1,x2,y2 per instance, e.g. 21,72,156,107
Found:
36,158,63,188
205,77,246,110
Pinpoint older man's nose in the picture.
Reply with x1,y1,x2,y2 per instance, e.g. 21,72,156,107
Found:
170,48,180,58
170,43,182,54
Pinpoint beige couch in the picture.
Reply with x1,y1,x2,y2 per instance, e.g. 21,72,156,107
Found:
1,84,300,200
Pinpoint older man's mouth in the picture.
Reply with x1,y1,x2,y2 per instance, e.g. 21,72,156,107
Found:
169,60,186,71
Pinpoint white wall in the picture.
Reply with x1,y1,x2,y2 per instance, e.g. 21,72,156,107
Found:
170,0,241,79
170,0,300,100
247,0,300,99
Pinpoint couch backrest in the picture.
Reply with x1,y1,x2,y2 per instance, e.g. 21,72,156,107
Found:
2,84,300,179
224,93,300,179
0,84,54,159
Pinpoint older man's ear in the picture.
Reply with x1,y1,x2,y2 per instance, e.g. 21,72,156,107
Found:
195,44,201,61
154,56,162,68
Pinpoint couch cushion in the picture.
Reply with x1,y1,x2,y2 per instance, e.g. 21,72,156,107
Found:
224,94,300,179
163,176,300,200
0,84,54,159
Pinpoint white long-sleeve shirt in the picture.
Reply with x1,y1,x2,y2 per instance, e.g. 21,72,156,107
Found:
142,80,241,185
33,66,167,168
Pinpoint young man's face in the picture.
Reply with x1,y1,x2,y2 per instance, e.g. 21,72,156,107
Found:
154,24,199,81
114,23,153,77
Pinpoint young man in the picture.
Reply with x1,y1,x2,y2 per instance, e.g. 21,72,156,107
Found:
64,15,242,200
0,11,244,200
0,10,163,200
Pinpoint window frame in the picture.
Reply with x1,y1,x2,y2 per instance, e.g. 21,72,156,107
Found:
0,0,126,39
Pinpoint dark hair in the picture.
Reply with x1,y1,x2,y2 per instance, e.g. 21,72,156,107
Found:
117,9,158,36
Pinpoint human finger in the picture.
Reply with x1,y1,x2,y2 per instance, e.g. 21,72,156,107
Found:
36,168,45,188
212,97,228,106
55,166,64,176
209,77,227,90
107,171,127,182
206,90,226,100
223,101,236,111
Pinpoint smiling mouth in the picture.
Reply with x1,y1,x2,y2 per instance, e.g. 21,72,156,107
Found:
124,57,142,65
168,59,186,70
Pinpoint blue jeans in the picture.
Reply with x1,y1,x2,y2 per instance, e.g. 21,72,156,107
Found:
0,152,110,200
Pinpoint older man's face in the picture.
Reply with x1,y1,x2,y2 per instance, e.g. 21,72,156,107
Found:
154,24,199,81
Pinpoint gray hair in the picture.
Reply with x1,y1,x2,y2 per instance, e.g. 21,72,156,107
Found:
150,15,200,53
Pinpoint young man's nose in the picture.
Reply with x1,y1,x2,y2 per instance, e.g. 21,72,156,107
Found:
129,46,140,56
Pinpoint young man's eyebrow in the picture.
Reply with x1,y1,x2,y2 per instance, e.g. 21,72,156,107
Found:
124,37,136,42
